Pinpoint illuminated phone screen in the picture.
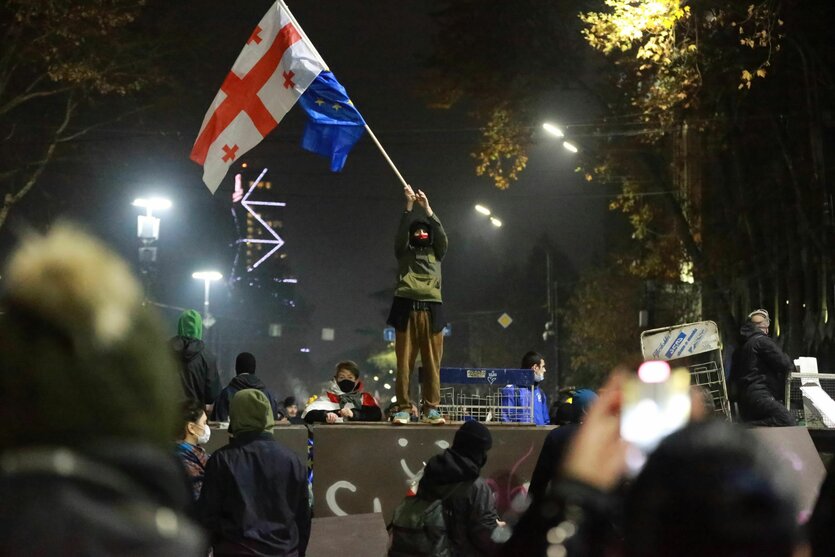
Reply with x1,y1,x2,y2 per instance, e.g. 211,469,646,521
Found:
621,363,692,457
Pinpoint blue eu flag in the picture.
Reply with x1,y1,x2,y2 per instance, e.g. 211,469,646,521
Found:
298,71,366,172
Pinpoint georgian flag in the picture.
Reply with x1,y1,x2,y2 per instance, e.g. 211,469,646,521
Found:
191,1,361,193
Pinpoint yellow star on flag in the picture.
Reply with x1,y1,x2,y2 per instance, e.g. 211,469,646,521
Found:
315,98,325,106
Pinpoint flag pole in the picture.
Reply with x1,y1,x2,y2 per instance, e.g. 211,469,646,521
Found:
364,124,409,189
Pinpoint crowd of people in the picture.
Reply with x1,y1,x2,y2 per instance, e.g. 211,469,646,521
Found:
1,222,831,557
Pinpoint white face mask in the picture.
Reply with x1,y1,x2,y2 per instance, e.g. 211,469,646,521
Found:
534,373,545,383
196,424,211,445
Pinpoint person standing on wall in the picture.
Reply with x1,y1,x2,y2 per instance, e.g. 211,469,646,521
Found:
388,185,448,426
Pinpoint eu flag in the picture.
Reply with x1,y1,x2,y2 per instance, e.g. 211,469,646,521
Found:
298,71,366,172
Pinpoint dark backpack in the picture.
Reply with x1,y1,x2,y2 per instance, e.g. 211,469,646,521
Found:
388,493,452,557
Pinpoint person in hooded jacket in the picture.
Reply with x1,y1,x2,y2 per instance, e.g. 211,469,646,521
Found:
199,389,311,557
388,185,448,426
302,361,382,423
728,309,795,426
171,309,221,412
414,421,501,557
212,352,283,422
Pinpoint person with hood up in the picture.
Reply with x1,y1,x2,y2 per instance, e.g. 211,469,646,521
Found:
390,421,501,557
302,361,382,424
729,309,796,426
171,309,221,412
212,352,283,422
199,389,311,556
388,185,448,426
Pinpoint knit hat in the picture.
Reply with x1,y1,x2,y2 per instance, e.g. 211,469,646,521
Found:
229,389,275,436
177,309,203,340
235,352,257,375
572,388,598,415
0,223,180,448
283,396,297,407
452,420,492,462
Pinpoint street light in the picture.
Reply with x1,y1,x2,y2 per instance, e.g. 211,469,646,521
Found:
489,217,503,227
192,270,222,328
133,197,172,241
562,141,579,154
133,197,171,302
542,122,565,138
474,204,491,216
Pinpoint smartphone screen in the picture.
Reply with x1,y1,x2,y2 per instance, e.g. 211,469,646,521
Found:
621,361,692,473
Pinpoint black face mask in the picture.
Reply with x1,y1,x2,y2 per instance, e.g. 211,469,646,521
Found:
409,222,432,248
337,379,356,393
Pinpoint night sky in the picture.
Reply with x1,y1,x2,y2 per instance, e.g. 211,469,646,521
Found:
5,1,611,396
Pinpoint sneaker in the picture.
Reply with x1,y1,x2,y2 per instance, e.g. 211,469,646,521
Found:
421,409,446,425
391,411,410,425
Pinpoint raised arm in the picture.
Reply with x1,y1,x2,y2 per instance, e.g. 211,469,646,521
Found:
416,189,447,260
394,184,417,258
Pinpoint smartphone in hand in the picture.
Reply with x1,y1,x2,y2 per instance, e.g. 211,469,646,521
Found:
621,360,691,474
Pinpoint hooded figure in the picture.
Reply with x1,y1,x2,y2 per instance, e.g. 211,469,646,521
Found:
199,389,310,556
409,220,433,248
171,309,221,407
413,421,500,557
729,309,795,427
212,352,283,422
387,186,449,425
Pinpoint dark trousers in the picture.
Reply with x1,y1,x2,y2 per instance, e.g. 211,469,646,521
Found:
394,310,443,413
739,391,796,427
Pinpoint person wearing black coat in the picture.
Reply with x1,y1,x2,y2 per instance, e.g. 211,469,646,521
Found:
199,389,311,557
212,352,283,422
729,309,795,426
414,421,500,557
171,309,222,411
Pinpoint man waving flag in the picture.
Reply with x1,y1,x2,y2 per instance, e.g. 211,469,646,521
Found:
190,0,366,193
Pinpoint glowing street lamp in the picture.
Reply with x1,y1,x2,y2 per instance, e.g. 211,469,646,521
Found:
133,197,171,242
542,122,565,138
474,204,491,216
490,217,503,228
192,271,222,328
562,141,579,154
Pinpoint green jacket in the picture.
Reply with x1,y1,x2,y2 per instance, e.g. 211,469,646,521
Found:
394,209,448,302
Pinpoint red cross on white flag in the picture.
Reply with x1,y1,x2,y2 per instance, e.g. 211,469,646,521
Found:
190,1,328,193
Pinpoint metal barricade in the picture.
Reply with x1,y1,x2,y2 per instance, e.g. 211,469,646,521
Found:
785,372,835,428
437,367,536,423
640,321,732,421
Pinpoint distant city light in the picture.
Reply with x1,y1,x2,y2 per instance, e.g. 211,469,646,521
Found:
542,122,565,138
562,141,579,153
474,204,491,216
300,347,311,353
281,278,298,283
373,375,379,381
383,383,392,390
389,369,394,375
490,217,503,228
192,271,223,281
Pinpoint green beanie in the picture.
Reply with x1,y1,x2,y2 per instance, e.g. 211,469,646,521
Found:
177,309,203,340
229,389,275,436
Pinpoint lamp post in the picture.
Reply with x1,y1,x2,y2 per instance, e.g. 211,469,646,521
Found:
192,271,222,328
132,197,171,301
